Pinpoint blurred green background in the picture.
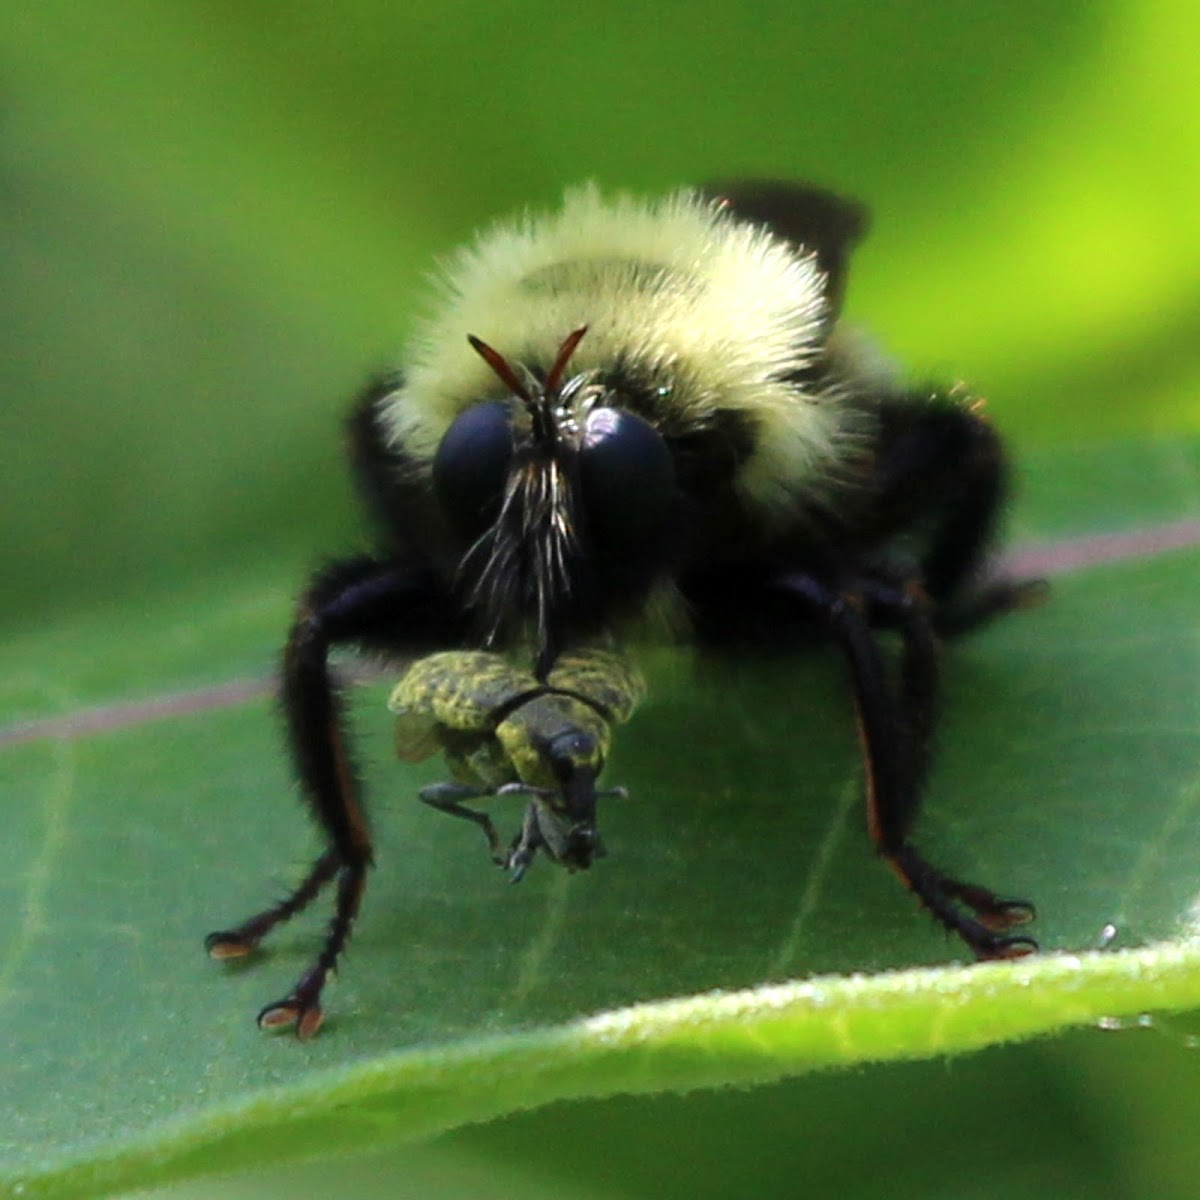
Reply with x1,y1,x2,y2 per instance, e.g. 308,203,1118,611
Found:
2,1,1199,1197
4,0,1198,632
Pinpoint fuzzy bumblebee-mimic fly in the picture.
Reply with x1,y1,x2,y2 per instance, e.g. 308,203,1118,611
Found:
206,181,1044,1037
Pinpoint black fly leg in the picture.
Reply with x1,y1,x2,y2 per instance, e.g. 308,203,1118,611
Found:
862,576,1036,939
206,555,465,1037
861,577,939,796
859,393,1046,635
778,572,1036,959
205,848,340,958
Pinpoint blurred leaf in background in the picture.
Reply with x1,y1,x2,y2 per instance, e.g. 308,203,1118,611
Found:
2,1,1199,1198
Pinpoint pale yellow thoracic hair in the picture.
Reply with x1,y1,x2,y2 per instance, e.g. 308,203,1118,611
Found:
382,184,853,515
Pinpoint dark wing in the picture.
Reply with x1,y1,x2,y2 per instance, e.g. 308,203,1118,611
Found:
701,180,870,318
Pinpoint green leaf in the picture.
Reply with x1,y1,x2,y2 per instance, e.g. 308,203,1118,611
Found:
3,435,1199,1199
4,3,1200,1196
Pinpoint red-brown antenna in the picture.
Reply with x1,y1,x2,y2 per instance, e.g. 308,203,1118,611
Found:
467,333,532,403
543,325,589,397
466,326,590,407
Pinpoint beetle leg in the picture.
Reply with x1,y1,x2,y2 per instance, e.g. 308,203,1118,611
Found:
418,782,507,864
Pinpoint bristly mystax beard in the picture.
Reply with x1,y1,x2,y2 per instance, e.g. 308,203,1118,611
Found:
462,449,579,674
458,325,593,676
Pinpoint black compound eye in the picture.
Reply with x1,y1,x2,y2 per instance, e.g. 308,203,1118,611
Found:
579,407,675,548
433,401,514,535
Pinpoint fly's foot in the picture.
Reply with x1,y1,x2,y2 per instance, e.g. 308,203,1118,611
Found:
204,930,261,960
254,962,330,1038
942,881,1036,932
971,929,1039,960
